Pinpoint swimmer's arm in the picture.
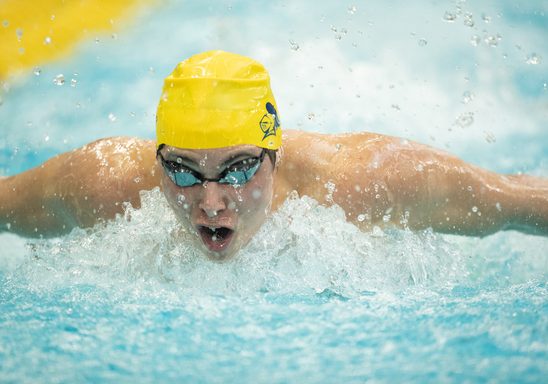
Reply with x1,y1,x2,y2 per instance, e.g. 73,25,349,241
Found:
0,137,160,238
357,144,548,236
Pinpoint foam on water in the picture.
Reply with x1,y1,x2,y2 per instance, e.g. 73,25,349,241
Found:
3,188,546,299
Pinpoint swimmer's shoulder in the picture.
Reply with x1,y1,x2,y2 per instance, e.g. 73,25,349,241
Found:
281,129,397,167
65,136,161,208
276,130,429,204
276,130,388,201
282,129,390,151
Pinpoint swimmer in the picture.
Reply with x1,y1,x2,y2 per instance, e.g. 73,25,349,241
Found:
0,50,547,260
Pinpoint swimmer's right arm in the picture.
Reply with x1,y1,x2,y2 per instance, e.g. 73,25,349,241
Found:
0,137,160,238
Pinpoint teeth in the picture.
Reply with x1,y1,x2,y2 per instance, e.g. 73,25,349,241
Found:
208,226,218,231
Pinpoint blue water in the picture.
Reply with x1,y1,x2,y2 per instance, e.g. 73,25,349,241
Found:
1,1,547,383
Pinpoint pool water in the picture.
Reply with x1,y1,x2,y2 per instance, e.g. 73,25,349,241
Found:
1,1,547,383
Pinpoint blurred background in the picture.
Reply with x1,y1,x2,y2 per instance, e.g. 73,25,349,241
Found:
0,0,546,175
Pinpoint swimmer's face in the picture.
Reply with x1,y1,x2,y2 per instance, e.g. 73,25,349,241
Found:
157,145,274,261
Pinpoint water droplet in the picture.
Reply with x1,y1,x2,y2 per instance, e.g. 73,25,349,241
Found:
176,194,186,205
2,20,9,28
52,74,65,86
134,177,142,184
15,28,23,40
525,53,541,65
485,34,501,47
50,14,56,21
418,38,428,47
462,91,474,104
289,40,300,51
415,164,424,172
44,36,52,45
371,226,384,237
455,112,474,128
348,5,357,15
482,14,491,23
382,214,391,223
357,214,366,222
70,78,77,87
182,203,189,210
467,185,473,192
443,11,457,22
307,112,315,120
228,201,237,210
470,35,481,47
252,189,262,199
463,13,474,27
111,33,118,39
484,131,496,143
108,113,117,122
495,202,502,212
6,223,11,230
33,67,41,76
44,135,50,142
471,206,478,213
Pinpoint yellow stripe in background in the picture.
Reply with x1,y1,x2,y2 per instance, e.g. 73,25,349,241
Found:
0,0,153,79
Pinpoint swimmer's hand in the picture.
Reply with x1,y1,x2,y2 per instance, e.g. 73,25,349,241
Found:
0,137,160,237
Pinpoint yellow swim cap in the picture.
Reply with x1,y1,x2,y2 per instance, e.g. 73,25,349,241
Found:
156,50,282,150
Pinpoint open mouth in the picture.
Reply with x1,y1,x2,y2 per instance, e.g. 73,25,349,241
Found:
197,226,235,252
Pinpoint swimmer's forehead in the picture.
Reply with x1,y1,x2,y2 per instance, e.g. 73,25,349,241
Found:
162,144,262,163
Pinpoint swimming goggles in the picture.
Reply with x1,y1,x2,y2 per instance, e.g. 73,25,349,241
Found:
157,149,266,187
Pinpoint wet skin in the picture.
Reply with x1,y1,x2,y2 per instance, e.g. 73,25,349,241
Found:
1,130,547,248
158,145,275,261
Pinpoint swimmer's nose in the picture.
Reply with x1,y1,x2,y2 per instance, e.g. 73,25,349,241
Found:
198,181,227,217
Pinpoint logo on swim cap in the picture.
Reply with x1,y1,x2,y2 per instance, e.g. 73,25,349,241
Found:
260,102,280,141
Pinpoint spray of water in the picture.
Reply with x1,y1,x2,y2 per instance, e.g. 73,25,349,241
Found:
1,188,546,299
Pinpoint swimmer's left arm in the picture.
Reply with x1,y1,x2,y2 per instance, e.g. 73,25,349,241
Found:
315,135,548,236
368,143,546,236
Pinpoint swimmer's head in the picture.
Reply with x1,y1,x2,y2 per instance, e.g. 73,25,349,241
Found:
156,50,282,150
155,51,281,261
